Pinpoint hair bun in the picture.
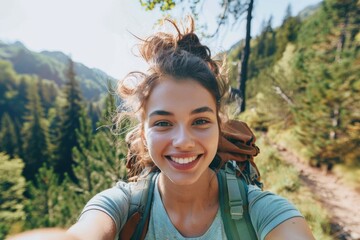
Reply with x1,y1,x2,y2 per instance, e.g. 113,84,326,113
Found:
177,33,211,61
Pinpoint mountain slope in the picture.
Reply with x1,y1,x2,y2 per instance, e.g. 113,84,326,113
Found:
0,41,115,101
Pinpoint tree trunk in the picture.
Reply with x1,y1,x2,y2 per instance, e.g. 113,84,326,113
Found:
336,12,349,62
238,0,254,112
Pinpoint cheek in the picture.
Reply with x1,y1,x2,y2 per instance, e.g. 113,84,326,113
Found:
198,126,219,142
196,127,220,153
145,130,170,156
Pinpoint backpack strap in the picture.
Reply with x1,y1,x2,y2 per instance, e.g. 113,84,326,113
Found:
119,172,158,240
218,161,257,240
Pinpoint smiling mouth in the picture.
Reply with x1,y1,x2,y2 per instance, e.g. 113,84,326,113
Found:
166,155,202,164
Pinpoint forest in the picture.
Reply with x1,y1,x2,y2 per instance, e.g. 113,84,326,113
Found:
0,0,359,239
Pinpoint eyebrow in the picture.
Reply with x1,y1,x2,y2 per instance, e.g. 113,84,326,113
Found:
148,106,214,117
149,110,173,117
191,106,214,114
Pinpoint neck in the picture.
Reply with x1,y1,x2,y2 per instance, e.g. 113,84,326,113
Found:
158,168,218,210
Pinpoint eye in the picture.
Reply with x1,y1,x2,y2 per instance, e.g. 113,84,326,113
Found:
154,121,172,127
193,118,210,126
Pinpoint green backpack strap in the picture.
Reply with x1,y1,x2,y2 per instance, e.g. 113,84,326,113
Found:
119,171,159,240
218,161,258,240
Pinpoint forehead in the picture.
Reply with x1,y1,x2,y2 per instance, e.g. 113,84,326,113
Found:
145,78,216,115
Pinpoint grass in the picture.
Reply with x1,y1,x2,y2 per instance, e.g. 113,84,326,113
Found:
333,164,360,192
268,126,360,192
255,136,333,240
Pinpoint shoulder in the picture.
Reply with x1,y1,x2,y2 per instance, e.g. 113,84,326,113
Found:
80,180,132,233
247,185,303,240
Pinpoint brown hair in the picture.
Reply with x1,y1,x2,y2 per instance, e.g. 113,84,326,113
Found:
117,17,229,180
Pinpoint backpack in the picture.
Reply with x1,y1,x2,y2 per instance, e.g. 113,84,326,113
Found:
120,120,261,239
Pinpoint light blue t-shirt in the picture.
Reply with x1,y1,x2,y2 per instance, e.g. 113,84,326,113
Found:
144,177,227,240
80,175,302,240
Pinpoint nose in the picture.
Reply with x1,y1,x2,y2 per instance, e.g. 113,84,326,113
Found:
172,126,195,150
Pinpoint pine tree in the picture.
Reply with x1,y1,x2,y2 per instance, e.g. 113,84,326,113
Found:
0,152,25,239
72,110,98,198
273,5,300,61
21,82,50,181
283,3,292,23
292,0,360,167
91,129,127,184
90,86,127,184
88,102,100,132
97,81,117,129
264,16,276,57
0,113,19,158
70,101,127,210
56,58,84,180
72,86,126,201
14,77,31,159
0,60,18,119
24,165,80,229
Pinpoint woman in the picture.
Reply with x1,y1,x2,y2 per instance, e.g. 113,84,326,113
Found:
10,18,315,240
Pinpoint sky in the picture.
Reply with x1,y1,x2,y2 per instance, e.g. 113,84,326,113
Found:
0,0,322,79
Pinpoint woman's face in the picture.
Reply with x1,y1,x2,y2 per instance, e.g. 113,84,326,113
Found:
144,77,219,186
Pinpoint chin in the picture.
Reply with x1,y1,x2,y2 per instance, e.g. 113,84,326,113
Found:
162,169,210,187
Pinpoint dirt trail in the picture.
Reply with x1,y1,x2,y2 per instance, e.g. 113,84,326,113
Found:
275,144,360,240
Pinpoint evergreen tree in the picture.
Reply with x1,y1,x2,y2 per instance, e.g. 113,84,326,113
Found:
11,76,30,121
48,104,62,163
71,99,126,209
88,102,100,132
264,16,276,57
283,3,292,23
56,58,84,180
72,86,126,200
0,152,25,239
0,113,19,158
0,60,18,119
24,165,79,229
291,0,360,167
21,82,50,181
91,128,128,184
72,111,98,198
245,0,359,171
97,81,117,129
92,85,127,184
256,20,267,57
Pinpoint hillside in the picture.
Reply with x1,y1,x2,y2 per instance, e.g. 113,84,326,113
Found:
228,0,359,168
0,41,115,101
225,1,360,238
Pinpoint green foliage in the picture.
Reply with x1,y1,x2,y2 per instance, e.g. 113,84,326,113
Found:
0,41,113,101
90,85,128,183
237,0,360,170
70,87,127,217
0,153,25,239
24,165,79,229
0,113,19,158
0,43,124,234
99,81,117,127
274,16,301,60
38,78,59,115
140,0,176,11
72,111,102,198
55,58,85,180
291,0,360,166
0,60,19,119
21,82,51,180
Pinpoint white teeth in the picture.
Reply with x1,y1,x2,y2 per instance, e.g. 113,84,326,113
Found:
170,156,198,164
